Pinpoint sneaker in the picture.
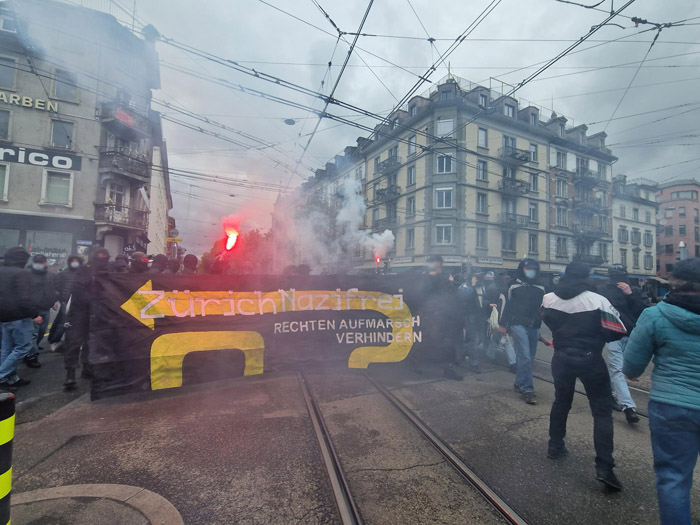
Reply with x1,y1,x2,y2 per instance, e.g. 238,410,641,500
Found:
7,378,31,389
624,407,640,424
24,356,41,368
509,364,517,374
596,468,622,492
443,365,464,381
522,392,537,405
547,446,569,460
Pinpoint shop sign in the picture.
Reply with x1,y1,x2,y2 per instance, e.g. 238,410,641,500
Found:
391,257,413,264
0,144,81,170
477,257,503,265
0,91,58,112
442,256,463,263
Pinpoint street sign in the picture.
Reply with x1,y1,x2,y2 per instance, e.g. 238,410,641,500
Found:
166,237,182,243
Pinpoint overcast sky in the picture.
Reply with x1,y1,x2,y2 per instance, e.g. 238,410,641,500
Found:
127,0,700,254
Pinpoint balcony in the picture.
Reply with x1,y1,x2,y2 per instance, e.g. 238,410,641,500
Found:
94,203,148,231
498,213,532,229
373,184,401,204
573,168,608,187
573,253,605,266
498,178,530,196
100,101,151,138
372,217,397,230
99,150,150,181
573,196,606,213
375,156,401,174
499,146,532,165
573,224,610,239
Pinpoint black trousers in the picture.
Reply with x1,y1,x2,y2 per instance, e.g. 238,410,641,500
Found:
64,310,90,371
549,350,615,470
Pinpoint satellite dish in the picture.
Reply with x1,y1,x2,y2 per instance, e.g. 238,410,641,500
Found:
284,119,297,126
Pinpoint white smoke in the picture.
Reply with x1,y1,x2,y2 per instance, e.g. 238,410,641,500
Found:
274,178,395,273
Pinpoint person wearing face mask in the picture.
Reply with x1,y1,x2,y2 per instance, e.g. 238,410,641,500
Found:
129,251,149,274
598,265,649,424
63,248,111,390
48,255,83,352
181,254,199,275
112,254,129,273
499,258,545,405
24,254,58,368
148,254,169,274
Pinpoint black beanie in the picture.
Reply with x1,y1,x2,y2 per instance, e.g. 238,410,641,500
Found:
671,258,700,284
565,261,590,280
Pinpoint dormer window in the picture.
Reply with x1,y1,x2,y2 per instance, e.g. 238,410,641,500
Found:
530,113,537,126
559,124,565,137
441,90,452,101
409,105,417,117
479,93,488,107
390,118,399,130
505,104,515,118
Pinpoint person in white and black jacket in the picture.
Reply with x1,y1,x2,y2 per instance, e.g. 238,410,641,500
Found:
542,261,627,492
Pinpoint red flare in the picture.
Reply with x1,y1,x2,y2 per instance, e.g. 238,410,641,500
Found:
225,228,239,250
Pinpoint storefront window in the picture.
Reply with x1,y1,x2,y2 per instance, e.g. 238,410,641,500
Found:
25,230,73,270
0,228,20,255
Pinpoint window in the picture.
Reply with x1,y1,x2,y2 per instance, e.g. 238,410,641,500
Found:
631,229,641,244
556,207,568,227
355,166,363,180
633,251,640,269
54,69,78,101
556,151,567,169
529,172,538,192
695,209,699,223
0,14,17,33
556,178,567,198
576,157,589,174
645,211,651,223
529,144,538,162
107,181,126,209
644,253,653,270
559,124,565,137
476,193,487,214
0,109,8,140
528,234,538,254
374,157,380,173
388,145,398,158
436,119,454,137
42,170,72,205
372,208,379,223
407,196,415,217
671,190,698,201
556,236,568,256
390,118,399,130
502,230,516,251
696,226,700,242
477,128,488,148
618,227,628,243
407,135,417,156
406,228,415,249
476,227,487,249
620,249,627,267
633,208,639,221
530,113,537,126
0,57,15,89
664,208,674,218
437,155,453,173
666,263,674,273
619,205,626,219
665,244,673,255
409,105,417,117
479,93,488,107
440,90,452,101
502,165,515,179
598,164,606,180
665,226,673,236
528,202,538,222
679,206,686,217
0,164,8,200
644,231,653,247
697,245,700,257
477,160,487,181
505,104,515,118
600,243,609,262
502,135,516,152
407,165,416,186
436,225,452,244
680,225,687,236
50,120,73,149
435,187,453,208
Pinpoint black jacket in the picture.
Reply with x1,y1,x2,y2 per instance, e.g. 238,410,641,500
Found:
0,247,38,322
597,281,648,332
500,260,545,328
543,277,626,358
28,268,58,310
56,267,80,302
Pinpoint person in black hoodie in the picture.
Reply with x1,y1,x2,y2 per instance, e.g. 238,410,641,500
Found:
499,258,545,404
148,254,168,274
542,261,627,491
63,248,111,390
25,254,58,368
181,254,198,275
598,265,648,424
0,247,41,387
48,255,83,351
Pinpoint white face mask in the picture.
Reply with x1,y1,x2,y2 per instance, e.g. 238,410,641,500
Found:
524,269,537,279
32,263,47,271
69,261,80,269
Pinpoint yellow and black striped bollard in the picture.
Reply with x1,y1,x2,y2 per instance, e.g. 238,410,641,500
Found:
0,393,15,525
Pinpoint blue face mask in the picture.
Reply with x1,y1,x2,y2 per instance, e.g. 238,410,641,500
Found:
32,263,47,272
524,269,537,280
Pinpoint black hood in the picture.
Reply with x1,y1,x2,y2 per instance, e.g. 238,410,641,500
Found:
152,254,169,270
67,255,84,268
554,276,596,300
3,247,30,268
664,290,700,316
516,258,540,284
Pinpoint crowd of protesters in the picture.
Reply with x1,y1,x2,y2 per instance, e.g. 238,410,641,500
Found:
1,244,699,523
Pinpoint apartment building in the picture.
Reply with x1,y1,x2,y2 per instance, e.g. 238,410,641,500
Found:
0,0,171,267
656,179,700,278
283,76,617,277
611,175,658,276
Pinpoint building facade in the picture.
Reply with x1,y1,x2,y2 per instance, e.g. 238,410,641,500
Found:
0,0,171,268
656,179,700,278
293,76,617,278
611,175,658,277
